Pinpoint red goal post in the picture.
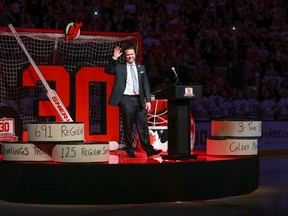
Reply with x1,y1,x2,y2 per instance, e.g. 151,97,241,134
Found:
0,26,142,142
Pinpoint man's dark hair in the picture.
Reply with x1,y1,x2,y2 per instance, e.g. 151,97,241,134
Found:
124,46,136,52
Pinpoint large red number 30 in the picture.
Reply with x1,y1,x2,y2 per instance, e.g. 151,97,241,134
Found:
21,65,120,142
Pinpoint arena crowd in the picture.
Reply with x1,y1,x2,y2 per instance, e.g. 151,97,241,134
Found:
1,0,288,121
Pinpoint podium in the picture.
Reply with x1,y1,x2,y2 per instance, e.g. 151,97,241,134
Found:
155,85,202,160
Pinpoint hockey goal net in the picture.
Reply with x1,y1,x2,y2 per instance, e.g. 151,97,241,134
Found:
0,27,142,142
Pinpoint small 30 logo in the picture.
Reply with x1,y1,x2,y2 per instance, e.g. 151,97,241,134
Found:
184,87,194,97
0,117,18,141
65,22,82,41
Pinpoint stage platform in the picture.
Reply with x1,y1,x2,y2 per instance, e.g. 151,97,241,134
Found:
0,149,259,205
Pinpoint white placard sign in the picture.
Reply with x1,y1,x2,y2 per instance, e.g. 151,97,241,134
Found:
1,142,52,161
207,138,258,155
27,122,84,142
212,120,262,137
52,143,109,163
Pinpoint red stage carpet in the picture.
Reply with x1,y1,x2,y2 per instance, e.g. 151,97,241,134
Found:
0,149,259,205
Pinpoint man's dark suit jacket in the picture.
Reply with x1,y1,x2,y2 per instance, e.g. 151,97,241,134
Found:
104,59,151,109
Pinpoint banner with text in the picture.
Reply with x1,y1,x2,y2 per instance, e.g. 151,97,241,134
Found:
193,121,288,151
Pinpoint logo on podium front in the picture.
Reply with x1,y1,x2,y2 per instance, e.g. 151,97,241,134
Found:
0,117,18,141
184,87,194,97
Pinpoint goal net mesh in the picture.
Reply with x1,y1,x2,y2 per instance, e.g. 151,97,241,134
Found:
0,27,141,143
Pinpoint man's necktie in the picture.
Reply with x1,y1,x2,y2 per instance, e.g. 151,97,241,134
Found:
130,64,139,93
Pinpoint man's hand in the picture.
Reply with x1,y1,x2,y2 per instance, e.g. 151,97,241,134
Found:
146,102,151,112
113,46,122,59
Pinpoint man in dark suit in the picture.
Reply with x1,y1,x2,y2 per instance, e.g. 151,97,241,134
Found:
104,46,162,158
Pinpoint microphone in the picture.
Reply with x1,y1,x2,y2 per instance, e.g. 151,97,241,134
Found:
171,67,182,85
171,67,178,78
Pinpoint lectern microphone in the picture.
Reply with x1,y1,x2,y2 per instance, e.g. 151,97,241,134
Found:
171,67,178,78
171,67,182,85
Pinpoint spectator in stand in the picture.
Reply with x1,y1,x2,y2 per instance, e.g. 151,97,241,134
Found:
191,82,211,121
145,58,163,93
200,29,216,65
42,5,58,29
165,0,181,16
20,14,36,28
190,96,210,122
261,63,283,100
0,1,18,26
257,42,271,64
246,87,260,120
278,76,288,98
8,0,21,24
242,42,263,87
25,0,42,28
221,89,233,119
121,1,137,33
231,89,249,119
276,88,288,120
207,84,224,119
259,86,277,121
143,29,161,52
